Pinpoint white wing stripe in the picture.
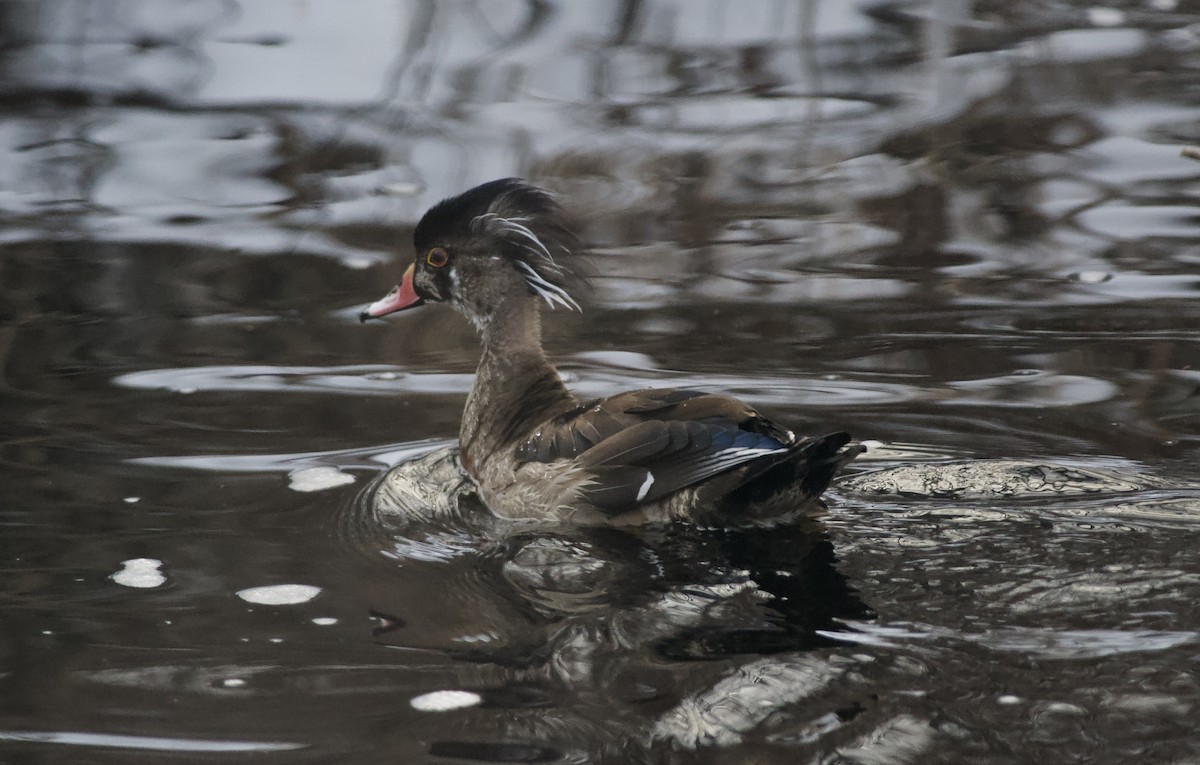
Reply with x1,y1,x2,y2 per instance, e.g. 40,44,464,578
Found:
636,471,656,501
684,445,788,475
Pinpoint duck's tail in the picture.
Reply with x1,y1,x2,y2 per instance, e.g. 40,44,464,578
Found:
721,432,864,515
794,432,865,497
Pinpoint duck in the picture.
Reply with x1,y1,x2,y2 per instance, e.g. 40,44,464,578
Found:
361,178,862,524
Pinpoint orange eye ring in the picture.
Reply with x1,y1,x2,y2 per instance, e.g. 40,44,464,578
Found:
426,247,449,268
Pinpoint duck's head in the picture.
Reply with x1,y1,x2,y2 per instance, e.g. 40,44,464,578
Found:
361,178,585,331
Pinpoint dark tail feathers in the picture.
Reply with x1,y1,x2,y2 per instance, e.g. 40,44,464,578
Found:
724,432,863,511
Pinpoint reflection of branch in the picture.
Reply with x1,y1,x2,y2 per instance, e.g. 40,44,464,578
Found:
653,655,858,749
1182,147,1200,162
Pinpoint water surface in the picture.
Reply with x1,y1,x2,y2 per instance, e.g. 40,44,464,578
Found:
2,1,1200,762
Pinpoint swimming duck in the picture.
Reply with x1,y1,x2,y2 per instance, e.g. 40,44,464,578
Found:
361,179,861,523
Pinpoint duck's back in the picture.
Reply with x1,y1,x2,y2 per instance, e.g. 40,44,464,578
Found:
478,388,859,523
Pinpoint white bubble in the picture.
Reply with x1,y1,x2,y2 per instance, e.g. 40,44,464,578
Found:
288,467,356,493
311,617,338,626
236,584,322,605
410,690,483,712
112,558,167,589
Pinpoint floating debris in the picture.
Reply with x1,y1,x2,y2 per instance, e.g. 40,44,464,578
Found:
111,558,167,589
236,584,322,605
410,690,482,712
288,466,356,493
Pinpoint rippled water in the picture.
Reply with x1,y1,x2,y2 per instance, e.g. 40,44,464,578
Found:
3,1,1200,762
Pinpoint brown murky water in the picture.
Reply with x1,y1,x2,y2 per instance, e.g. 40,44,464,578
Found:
3,1,1200,762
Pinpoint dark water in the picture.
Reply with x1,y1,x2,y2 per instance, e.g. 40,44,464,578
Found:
3,1,1200,762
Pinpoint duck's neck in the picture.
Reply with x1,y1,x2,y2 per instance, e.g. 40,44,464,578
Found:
460,298,576,475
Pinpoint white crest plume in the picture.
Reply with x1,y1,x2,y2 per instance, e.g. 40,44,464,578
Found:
514,260,581,311
471,211,582,312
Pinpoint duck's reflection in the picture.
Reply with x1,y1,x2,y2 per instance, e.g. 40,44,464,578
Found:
355,447,875,759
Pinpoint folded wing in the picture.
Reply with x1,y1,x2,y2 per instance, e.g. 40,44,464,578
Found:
514,388,801,511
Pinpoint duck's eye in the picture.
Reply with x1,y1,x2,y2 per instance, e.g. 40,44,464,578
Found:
426,247,449,268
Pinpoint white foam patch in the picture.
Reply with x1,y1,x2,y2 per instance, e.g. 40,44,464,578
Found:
410,690,483,712
237,584,322,605
112,558,167,589
288,466,356,492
